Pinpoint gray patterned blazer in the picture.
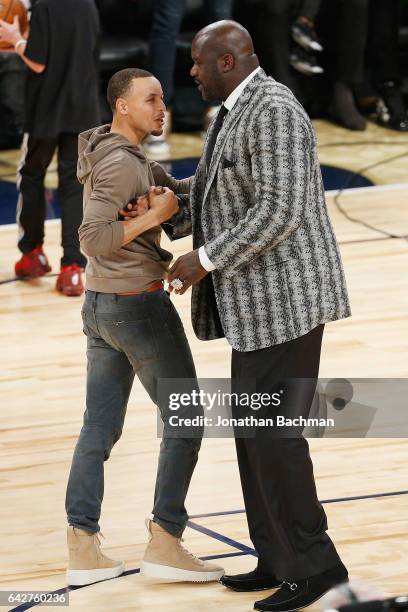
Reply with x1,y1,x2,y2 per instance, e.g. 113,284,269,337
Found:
167,69,351,352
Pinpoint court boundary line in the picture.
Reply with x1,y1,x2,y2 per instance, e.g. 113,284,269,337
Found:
7,551,249,612
187,521,257,556
7,488,408,611
189,489,408,520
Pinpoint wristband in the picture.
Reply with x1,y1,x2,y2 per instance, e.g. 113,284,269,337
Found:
14,39,27,51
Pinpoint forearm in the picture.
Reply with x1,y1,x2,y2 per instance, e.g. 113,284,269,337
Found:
122,209,160,245
79,209,160,257
13,39,45,73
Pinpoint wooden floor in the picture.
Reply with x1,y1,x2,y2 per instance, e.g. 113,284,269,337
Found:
1,179,408,609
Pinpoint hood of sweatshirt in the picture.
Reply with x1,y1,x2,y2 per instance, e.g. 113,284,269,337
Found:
77,124,147,184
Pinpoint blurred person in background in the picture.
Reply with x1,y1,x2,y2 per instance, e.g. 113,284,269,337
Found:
0,48,25,149
290,0,323,76
146,0,234,156
0,0,29,149
0,0,100,296
329,0,408,132
248,0,323,96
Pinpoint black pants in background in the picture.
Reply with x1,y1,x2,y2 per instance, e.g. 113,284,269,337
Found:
337,0,400,85
0,52,24,149
17,132,86,268
231,324,343,581
251,0,322,89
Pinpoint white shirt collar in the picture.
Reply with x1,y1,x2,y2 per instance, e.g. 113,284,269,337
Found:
223,67,261,111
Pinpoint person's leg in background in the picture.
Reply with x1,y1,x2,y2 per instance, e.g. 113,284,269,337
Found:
329,0,369,130
201,0,235,129
300,0,321,20
205,0,234,22
251,0,302,94
56,133,87,296
292,0,322,52
147,0,186,154
0,53,25,149
15,135,55,278
369,0,408,131
290,0,324,79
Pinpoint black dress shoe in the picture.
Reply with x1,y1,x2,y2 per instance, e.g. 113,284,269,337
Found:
254,563,348,611
220,567,282,592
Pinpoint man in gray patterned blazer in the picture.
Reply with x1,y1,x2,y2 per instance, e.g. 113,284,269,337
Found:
165,20,351,612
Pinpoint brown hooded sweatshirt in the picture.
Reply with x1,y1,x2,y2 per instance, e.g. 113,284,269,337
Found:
77,124,191,293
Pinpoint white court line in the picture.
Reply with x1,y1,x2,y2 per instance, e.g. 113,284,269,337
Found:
325,182,408,196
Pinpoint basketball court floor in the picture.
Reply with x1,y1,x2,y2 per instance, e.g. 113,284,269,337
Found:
0,120,407,611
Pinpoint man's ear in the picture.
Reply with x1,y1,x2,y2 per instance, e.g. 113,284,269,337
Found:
219,52,235,73
116,97,128,116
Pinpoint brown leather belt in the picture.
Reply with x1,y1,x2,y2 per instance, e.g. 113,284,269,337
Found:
117,280,164,296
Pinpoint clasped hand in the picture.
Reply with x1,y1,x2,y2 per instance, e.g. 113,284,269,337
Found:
119,186,178,225
118,188,208,295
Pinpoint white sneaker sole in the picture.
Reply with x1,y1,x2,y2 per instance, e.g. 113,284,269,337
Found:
140,561,224,582
66,563,125,586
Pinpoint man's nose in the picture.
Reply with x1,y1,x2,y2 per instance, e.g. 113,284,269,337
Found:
190,64,196,77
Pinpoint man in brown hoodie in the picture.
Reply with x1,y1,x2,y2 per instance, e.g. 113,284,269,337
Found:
64,68,224,586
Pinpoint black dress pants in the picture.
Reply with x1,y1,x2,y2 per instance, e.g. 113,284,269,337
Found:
17,132,86,268
231,324,343,581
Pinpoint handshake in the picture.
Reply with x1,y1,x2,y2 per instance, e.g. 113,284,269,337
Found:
119,186,179,226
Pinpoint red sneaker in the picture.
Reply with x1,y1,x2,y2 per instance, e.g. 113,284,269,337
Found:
56,264,84,297
15,246,52,279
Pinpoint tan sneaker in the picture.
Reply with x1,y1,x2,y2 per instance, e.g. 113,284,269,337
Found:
66,526,124,586
140,519,224,582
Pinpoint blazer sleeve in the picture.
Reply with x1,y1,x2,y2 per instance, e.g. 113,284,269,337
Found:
203,104,311,273
149,161,193,194
161,195,192,241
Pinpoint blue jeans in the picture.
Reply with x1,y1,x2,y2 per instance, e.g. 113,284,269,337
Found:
65,289,202,537
149,0,234,105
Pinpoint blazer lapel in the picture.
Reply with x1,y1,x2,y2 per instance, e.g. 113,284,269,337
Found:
202,70,266,207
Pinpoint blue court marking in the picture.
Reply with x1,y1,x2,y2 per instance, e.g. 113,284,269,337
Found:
0,159,373,226
189,489,408,520
7,489,407,610
187,520,257,556
7,551,249,612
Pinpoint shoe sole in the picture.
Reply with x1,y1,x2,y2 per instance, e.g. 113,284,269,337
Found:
16,266,50,280
253,579,349,611
66,563,125,586
328,108,367,132
140,561,224,582
221,582,280,592
59,288,84,297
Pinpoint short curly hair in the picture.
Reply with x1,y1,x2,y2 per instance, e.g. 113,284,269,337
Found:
107,68,154,112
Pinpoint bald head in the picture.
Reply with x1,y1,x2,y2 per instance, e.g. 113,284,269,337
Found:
191,20,259,102
195,20,255,61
